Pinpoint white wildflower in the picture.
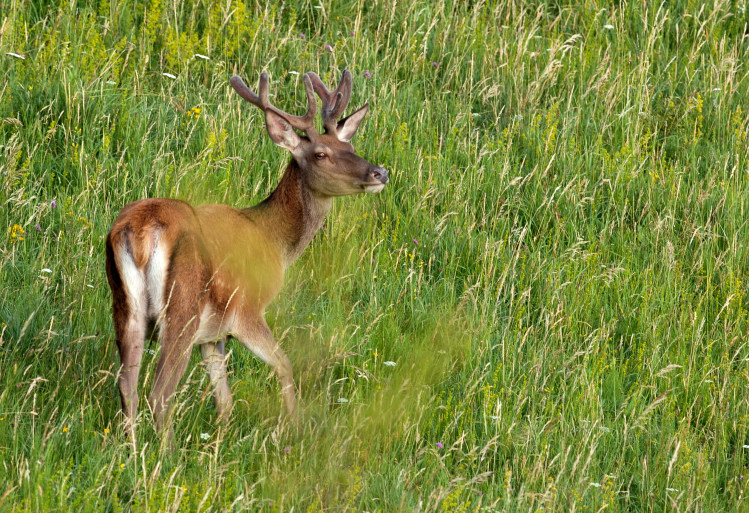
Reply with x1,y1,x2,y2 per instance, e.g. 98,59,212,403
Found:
200,432,210,440
337,398,349,403
41,268,52,274
666,487,679,492
383,361,397,367
603,24,615,30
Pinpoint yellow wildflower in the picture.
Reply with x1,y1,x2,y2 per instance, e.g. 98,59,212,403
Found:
8,224,25,243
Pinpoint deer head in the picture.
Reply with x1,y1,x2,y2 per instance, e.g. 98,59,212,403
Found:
229,70,389,196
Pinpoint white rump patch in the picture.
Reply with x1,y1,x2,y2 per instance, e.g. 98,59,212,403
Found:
146,232,168,319
116,241,147,323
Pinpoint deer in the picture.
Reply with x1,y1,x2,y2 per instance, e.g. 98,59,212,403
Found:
105,69,388,442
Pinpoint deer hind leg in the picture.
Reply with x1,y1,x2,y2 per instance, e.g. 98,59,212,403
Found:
149,310,197,439
148,233,207,438
234,319,297,417
108,239,148,442
116,316,146,441
200,340,234,420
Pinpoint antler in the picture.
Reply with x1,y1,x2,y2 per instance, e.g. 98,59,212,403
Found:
230,72,318,134
306,70,353,134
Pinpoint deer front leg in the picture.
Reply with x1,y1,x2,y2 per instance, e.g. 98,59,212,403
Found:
200,340,234,420
234,319,297,417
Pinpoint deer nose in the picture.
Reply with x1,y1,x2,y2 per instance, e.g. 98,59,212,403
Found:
371,167,389,184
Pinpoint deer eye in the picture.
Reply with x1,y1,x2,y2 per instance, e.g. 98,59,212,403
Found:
314,152,326,160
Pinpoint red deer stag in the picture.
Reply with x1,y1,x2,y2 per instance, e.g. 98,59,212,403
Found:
105,70,388,441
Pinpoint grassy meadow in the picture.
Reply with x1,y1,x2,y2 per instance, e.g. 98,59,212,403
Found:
2,0,749,510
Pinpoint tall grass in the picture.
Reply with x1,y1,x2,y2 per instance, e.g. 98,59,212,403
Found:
2,0,749,510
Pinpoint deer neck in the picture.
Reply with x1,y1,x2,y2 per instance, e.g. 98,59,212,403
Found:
251,159,332,268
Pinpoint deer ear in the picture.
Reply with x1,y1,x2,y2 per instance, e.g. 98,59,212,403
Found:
265,110,306,154
336,103,368,142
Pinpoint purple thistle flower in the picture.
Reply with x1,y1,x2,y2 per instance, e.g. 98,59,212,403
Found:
299,33,306,39
35,224,42,232
432,61,439,67
363,71,371,79
51,200,57,208
325,44,333,52
413,238,419,246
284,445,291,454
436,442,444,449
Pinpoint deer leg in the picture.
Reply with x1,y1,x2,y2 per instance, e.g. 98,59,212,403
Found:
108,242,147,443
234,320,297,416
200,340,234,420
149,291,199,438
115,313,146,442
149,328,194,441
148,233,209,441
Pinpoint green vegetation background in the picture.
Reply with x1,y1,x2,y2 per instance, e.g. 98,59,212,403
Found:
2,0,749,510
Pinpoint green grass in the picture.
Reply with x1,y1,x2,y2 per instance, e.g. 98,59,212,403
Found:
2,0,749,510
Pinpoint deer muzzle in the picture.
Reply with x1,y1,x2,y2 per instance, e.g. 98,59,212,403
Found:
370,167,389,184
363,167,388,194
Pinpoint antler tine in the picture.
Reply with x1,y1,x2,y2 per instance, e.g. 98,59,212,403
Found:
230,73,317,134
296,74,317,131
230,74,266,108
307,70,353,133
